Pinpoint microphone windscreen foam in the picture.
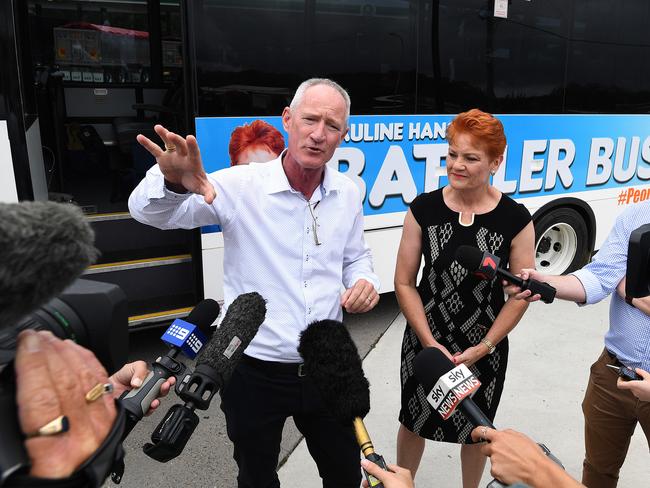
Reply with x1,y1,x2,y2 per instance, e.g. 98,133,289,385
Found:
0,201,98,326
196,292,266,385
298,320,370,422
414,347,456,392
185,298,220,335
454,245,483,272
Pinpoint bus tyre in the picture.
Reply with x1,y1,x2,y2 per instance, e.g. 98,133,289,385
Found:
534,207,590,275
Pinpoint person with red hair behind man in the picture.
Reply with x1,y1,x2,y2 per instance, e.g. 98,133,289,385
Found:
228,119,285,166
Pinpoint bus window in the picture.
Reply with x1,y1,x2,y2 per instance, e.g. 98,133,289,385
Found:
566,1,650,113
192,1,417,118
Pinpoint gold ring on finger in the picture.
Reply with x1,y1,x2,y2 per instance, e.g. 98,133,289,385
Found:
165,143,177,153
85,382,114,403
25,415,70,438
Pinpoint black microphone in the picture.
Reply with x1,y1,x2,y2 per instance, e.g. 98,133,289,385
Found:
143,292,266,463
0,201,98,327
455,245,556,303
298,320,388,488
414,348,564,488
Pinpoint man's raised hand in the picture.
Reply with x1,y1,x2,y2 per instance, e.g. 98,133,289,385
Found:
136,124,216,204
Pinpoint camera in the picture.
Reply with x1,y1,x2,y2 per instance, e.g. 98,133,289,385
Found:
0,278,128,483
626,223,650,299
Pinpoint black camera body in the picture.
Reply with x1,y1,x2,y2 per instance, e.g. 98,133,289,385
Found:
626,223,650,299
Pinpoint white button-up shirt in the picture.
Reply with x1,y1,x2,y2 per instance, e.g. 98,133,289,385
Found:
128,155,379,362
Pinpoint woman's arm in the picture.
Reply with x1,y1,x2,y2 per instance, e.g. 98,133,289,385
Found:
394,210,453,359
454,221,534,366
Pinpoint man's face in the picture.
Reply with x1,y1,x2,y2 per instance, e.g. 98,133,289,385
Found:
282,84,348,170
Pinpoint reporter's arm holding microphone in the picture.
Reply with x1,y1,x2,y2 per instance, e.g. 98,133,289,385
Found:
470,427,584,488
8,330,173,486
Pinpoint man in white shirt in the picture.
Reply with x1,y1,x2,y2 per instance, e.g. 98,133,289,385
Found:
129,78,379,487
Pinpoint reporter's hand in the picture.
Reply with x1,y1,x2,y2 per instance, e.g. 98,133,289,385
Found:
471,427,542,486
471,427,584,488
617,368,650,401
137,124,216,204
15,330,116,478
360,459,413,488
109,360,176,414
341,279,379,313
502,268,542,302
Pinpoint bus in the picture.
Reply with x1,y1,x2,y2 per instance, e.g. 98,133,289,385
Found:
2,0,649,326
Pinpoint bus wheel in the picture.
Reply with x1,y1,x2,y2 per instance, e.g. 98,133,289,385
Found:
534,208,590,275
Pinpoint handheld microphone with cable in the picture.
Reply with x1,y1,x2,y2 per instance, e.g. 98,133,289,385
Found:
414,347,494,428
119,299,220,433
455,245,556,303
414,347,564,488
143,292,266,463
298,320,388,488
110,298,220,483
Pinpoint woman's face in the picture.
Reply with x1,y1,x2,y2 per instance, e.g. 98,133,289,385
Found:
446,132,501,192
236,145,278,165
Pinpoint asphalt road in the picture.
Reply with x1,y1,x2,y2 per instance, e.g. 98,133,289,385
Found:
104,292,400,488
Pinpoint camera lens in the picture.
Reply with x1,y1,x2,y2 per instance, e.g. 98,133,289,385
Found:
0,279,129,373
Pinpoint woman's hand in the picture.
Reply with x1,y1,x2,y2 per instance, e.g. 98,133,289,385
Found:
422,341,455,362
453,344,486,367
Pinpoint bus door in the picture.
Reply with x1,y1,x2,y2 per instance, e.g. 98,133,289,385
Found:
21,0,201,328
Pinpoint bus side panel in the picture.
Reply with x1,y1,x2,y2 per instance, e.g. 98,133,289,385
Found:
0,120,18,202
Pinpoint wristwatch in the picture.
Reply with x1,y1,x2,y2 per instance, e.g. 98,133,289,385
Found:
481,338,496,354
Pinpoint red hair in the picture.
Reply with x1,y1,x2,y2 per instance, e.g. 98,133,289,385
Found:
228,120,285,166
446,109,506,159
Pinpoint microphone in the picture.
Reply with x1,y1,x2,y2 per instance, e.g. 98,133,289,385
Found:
414,348,564,488
0,201,98,327
298,320,388,488
119,298,220,426
143,292,266,463
111,299,220,483
414,347,494,428
455,245,556,304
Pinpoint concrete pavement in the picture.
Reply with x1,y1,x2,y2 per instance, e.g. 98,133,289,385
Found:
278,297,648,487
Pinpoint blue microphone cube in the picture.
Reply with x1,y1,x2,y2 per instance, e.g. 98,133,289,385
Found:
161,319,207,359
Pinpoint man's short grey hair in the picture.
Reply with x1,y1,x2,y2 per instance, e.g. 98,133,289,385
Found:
289,78,351,125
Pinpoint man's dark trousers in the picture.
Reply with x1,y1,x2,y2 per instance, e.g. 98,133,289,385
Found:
221,356,362,488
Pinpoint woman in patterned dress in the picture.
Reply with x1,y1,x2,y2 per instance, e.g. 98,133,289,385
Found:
394,109,536,488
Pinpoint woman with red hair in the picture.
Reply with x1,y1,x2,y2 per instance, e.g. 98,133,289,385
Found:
394,109,535,487
228,119,285,166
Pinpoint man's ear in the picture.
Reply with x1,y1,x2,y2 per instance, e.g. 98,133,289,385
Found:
281,107,291,132
339,127,349,145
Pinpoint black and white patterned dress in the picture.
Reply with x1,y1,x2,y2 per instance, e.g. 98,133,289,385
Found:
399,188,531,444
